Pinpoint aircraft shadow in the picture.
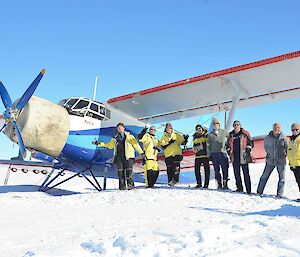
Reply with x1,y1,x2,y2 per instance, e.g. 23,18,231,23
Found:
0,185,81,196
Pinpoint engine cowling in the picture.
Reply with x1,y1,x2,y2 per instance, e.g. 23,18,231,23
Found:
4,96,70,158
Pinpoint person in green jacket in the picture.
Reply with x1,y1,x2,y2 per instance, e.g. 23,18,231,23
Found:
207,118,230,189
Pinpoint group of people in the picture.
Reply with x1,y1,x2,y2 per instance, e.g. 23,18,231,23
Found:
92,120,300,201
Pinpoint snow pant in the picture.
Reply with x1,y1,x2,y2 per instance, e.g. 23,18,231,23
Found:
144,160,159,188
292,166,300,191
233,162,251,193
165,155,183,183
146,170,159,188
194,157,210,187
257,164,285,196
211,152,229,188
115,158,135,190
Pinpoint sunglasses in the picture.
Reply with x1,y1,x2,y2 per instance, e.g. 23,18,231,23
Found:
213,123,219,125
234,124,240,126
196,127,202,130
292,128,299,132
150,128,156,131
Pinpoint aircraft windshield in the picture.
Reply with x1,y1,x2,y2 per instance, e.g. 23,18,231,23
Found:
65,98,78,108
58,97,111,121
73,99,89,109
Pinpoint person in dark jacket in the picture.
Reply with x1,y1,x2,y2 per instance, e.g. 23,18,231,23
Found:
227,120,254,194
93,123,144,190
193,125,210,188
207,117,230,189
287,123,300,201
257,123,288,197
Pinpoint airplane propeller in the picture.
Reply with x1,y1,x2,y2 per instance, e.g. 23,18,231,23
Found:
0,69,46,158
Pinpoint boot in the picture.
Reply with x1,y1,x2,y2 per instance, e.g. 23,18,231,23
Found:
126,169,135,190
118,170,126,190
222,180,229,190
217,180,222,189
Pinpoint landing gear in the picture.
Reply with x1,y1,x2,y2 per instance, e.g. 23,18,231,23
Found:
39,164,110,192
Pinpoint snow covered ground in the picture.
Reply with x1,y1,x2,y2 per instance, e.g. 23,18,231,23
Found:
0,163,299,257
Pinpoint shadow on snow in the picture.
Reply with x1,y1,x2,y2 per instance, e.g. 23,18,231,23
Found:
0,185,81,196
190,204,300,218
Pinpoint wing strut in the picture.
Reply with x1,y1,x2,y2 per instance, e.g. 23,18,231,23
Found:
223,78,248,132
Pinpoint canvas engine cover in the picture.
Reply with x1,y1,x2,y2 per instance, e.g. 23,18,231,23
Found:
5,96,70,158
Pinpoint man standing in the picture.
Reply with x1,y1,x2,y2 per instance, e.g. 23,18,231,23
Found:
257,123,288,197
207,117,229,189
160,123,187,186
287,123,300,201
227,120,254,194
93,123,144,190
193,125,210,188
138,126,161,188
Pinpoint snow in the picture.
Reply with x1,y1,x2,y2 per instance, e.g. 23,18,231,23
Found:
0,163,299,257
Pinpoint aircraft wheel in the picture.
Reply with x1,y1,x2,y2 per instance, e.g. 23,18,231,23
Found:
22,168,28,173
33,169,39,174
41,170,47,175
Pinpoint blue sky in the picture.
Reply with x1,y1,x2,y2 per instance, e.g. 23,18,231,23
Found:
0,0,300,158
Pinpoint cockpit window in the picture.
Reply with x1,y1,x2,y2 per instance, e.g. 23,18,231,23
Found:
65,98,78,108
99,106,105,115
106,108,111,119
73,99,89,109
90,103,99,112
58,99,68,106
86,111,104,120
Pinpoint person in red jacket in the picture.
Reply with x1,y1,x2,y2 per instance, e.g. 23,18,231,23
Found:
227,120,254,194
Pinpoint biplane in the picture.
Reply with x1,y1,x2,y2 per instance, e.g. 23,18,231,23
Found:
1,50,300,192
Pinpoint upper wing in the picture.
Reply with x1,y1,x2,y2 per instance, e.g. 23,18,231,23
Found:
107,51,300,124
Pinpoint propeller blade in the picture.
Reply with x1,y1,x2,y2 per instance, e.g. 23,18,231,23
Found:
0,81,13,109
16,69,46,110
0,123,6,133
12,120,26,158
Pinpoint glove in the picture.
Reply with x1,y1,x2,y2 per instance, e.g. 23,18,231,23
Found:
169,139,176,144
92,140,99,145
153,146,161,152
141,153,147,165
138,126,148,139
246,145,252,153
183,135,189,145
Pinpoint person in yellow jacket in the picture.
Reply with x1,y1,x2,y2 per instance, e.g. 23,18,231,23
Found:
92,122,144,190
287,123,300,201
138,126,161,188
160,123,188,186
